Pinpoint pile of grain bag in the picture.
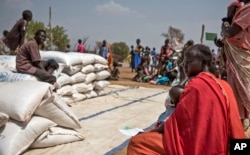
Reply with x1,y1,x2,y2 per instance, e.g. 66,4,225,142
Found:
40,51,111,104
0,81,83,155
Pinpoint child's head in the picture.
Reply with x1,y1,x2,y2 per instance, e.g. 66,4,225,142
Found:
47,59,59,70
209,63,220,78
22,10,32,21
78,39,82,44
113,61,118,67
3,30,9,37
169,85,184,106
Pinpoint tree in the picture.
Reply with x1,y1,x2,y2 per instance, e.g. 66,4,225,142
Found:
25,21,70,51
161,26,185,46
112,42,129,62
51,25,69,51
26,20,46,41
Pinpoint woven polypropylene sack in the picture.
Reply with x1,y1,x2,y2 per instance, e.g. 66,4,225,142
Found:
34,94,81,129
0,81,52,122
30,126,84,148
0,116,56,155
0,112,9,127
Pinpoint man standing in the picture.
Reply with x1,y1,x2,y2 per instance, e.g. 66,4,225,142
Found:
99,40,109,59
0,10,32,55
16,29,58,84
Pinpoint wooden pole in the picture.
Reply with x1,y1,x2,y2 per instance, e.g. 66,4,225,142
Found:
200,24,205,44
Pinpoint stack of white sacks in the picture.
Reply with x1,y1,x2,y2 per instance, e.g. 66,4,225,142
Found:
40,51,111,104
0,51,111,104
0,81,83,155
41,51,110,104
0,51,110,154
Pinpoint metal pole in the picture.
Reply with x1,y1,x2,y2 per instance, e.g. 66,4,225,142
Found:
49,6,52,50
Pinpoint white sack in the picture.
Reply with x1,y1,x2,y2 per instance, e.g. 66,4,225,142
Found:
61,96,74,104
91,54,107,65
52,63,65,78
72,83,93,93
95,70,110,80
0,112,9,127
34,94,81,129
0,81,52,122
72,93,86,102
0,116,56,155
68,52,95,66
40,50,82,66
56,85,76,96
70,72,86,84
85,72,96,84
95,89,109,96
56,73,71,88
30,126,84,148
85,90,98,99
94,63,108,72
62,65,82,76
0,55,16,71
0,70,38,82
61,93,86,104
81,64,95,74
94,80,110,90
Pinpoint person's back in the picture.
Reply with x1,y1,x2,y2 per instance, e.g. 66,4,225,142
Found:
77,39,84,53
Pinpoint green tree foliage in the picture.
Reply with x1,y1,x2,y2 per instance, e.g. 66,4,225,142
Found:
26,20,46,41
51,25,69,51
25,21,70,51
112,42,129,62
162,26,185,46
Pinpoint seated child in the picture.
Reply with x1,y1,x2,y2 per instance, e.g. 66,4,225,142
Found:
109,61,120,80
133,57,151,82
155,85,184,128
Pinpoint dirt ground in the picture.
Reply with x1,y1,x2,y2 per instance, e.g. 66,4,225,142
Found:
108,64,169,90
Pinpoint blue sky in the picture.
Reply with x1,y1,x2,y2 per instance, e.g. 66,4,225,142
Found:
0,0,231,52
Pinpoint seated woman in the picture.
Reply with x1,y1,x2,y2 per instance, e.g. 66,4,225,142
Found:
132,57,151,82
127,44,245,155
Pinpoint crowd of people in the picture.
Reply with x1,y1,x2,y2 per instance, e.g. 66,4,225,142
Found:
130,38,182,86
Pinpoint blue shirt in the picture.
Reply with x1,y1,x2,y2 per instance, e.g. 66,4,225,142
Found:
99,46,109,59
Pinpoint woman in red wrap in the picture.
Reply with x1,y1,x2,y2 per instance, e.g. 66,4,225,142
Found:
127,44,245,155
